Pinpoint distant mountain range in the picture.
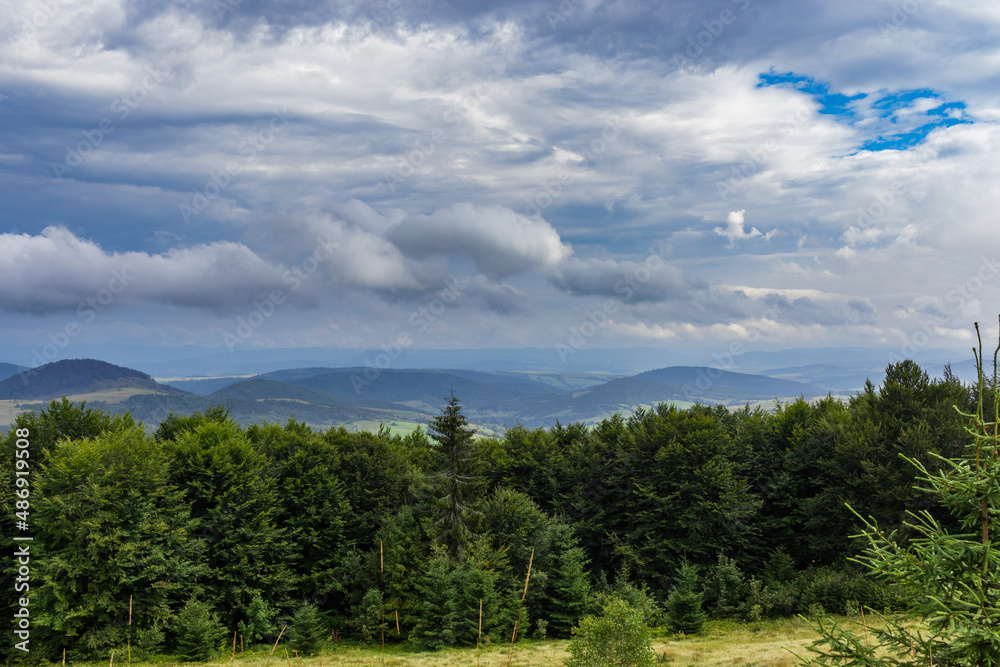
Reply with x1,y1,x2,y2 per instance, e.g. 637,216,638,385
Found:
0,358,845,432
0,343,975,382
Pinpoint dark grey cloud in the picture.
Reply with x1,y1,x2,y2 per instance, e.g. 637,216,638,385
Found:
549,256,695,303
389,203,571,278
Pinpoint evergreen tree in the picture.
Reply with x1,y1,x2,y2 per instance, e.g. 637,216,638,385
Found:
352,587,384,645
236,591,276,644
800,322,1000,665
545,524,593,638
409,549,459,650
287,603,326,656
173,598,225,662
451,537,519,645
704,554,748,618
596,565,662,628
665,562,706,635
377,505,428,638
427,392,482,558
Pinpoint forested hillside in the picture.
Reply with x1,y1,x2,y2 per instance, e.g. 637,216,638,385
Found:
0,359,975,662
0,359,177,400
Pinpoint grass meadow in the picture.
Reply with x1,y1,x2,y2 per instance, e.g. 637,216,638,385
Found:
58,615,870,667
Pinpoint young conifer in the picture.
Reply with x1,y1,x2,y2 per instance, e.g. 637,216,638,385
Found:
800,320,1000,665
665,562,706,635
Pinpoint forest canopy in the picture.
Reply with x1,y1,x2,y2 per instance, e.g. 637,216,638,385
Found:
0,359,977,662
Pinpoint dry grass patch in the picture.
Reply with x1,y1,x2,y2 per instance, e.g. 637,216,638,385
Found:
649,615,905,667
57,615,908,667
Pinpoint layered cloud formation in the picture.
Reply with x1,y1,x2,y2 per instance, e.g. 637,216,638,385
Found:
2,0,999,357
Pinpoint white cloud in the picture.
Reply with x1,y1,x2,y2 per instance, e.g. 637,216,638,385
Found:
714,210,775,247
0,226,291,313
604,320,679,341
4,1,1000,351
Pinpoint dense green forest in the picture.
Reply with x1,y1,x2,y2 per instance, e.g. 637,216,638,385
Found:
0,359,978,662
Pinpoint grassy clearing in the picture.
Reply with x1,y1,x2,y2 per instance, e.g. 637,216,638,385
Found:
0,389,171,424
0,399,39,425
347,419,426,436
56,615,880,667
650,617,825,666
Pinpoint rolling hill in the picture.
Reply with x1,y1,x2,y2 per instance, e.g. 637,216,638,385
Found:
262,367,557,412
633,366,828,399
0,363,28,382
0,358,839,433
0,359,184,400
208,379,344,404
486,366,829,427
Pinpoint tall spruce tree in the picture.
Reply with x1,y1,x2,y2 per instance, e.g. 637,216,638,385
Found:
427,392,482,558
800,321,1000,666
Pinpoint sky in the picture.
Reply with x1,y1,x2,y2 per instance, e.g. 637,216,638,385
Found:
2,0,1000,369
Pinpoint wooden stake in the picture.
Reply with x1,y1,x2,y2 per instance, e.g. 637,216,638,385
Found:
63,648,66,665
507,548,534,667
395,609,400,636
284,647,291,667
477,599,483,667
270,624,287,656
109,649,114,667
860,606,869,648
380,541,385,666
231,630,237,665
240,633,244,655
128,595,133,667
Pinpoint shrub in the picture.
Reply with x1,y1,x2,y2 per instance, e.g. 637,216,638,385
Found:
594,565,661,628
566,597,656,667
760,580,798,618
134,623,165,660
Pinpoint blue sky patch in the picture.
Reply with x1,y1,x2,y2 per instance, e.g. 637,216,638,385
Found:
758,71,973,152
757,71,867,118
